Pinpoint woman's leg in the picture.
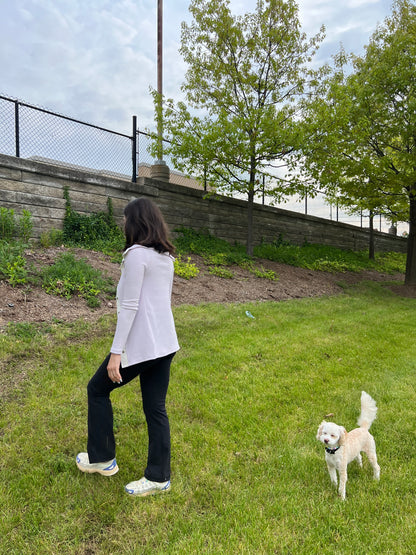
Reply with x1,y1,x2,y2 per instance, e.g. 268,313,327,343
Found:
140,353,175,482
87,354,142,463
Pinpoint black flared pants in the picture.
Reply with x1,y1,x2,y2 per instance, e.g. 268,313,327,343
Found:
87,352,175,482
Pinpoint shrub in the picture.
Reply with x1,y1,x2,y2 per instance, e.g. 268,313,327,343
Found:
62,187,123,249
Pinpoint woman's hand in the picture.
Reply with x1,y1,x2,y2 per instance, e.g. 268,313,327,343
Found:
107,353,123,384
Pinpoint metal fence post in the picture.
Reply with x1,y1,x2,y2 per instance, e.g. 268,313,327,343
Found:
14,101,20,157
132,115,137,182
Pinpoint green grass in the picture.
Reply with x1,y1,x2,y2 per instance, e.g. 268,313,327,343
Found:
1,283,415,554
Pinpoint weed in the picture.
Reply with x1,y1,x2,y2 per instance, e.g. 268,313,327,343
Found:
174,254,200,279
40,253,113,307
208,265,234,278
62,187,123,250
0,240,28,285
250,266,279,281
0,206,15,239
39,228,64,248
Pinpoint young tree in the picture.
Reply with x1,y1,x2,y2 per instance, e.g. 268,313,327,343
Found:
155,0,323,255
299,0,416,284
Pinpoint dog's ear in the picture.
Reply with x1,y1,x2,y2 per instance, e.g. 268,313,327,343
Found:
316,421,326,440
338,426,347,445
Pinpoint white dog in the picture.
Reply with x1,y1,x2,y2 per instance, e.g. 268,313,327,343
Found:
316,391,380,500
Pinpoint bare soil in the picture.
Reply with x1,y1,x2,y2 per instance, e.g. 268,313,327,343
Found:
0,246,413,330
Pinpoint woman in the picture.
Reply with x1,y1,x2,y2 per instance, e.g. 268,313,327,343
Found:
76,198,179,497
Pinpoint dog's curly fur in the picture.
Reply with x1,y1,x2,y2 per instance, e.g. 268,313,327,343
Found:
316,391,380,500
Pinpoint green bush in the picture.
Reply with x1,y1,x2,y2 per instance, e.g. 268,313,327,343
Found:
62,187,123,250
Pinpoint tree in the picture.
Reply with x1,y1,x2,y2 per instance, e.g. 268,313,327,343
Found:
154,0,324,255
298,0,416,284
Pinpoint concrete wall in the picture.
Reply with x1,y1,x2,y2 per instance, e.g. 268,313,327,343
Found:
0,153,408,253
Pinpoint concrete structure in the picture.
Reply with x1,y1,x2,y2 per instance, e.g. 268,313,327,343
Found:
0,153,408,253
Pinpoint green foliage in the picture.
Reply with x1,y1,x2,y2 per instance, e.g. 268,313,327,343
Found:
5,255,28,286
155,0,325,254
40,253,113,307
299,0,416,283
0,206,16,239
175,226,250,266
39,228,64,248
254,239,406,274
0,239,28,286
62,187,123,250
18,209,33,243
208,265,234,278
174,254,200,279
250,266,279,281
0,206,32,242
175,226,406,276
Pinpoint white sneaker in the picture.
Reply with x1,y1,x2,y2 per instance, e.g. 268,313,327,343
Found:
76,452,119,476
125,477,171,497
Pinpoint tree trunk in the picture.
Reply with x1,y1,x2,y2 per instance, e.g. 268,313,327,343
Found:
405,192,416,286
369,211,375,260
246,187,254,256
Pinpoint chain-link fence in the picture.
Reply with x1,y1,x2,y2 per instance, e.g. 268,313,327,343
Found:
0,94,198,187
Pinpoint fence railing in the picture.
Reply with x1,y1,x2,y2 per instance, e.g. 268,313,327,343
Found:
0,94,174,183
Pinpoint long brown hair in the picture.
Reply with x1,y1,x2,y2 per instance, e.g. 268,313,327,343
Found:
123,198,175,255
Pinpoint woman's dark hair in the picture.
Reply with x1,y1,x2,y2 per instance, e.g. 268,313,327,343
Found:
123,198,175,255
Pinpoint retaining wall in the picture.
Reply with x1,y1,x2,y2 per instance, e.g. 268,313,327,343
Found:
0,153,408,253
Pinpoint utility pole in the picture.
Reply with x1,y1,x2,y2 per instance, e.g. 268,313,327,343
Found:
151,0,170,181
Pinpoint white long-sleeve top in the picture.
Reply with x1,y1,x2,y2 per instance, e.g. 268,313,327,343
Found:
110,244,179,367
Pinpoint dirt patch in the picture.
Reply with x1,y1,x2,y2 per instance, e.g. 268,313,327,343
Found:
0,246,410,330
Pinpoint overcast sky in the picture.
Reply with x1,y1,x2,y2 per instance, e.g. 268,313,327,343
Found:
1,0,394,133
0,0,403,231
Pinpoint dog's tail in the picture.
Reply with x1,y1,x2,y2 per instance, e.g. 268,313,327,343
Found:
357,391,378,430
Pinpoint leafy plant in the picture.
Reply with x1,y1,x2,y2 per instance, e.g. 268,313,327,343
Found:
40,253,113,307
39,228,64,248
62,187,123,249
6,255,28,286
18,209,33,243
0,240,28,286
208,265,234,279
0,207,33,242
0,207,16,240
174,254,200,279
250,266,279,281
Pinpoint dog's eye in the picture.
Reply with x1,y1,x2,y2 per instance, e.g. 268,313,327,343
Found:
330,434,336,438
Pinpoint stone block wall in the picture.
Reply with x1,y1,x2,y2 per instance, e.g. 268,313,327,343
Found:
0,153,408,254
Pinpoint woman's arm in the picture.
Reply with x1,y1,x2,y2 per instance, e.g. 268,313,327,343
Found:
110,247,146,360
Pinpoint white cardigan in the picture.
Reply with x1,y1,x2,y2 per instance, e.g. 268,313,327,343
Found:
110,245,179,367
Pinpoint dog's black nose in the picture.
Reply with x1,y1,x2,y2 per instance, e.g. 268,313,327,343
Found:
324,439,329,444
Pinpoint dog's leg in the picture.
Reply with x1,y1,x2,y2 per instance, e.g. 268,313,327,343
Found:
366,451,380,480
365,437,380,480
338,464,348,500
355,453,363,468
326,462,338,487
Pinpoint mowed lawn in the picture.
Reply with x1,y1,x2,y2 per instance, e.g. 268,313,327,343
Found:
1,282,415,554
